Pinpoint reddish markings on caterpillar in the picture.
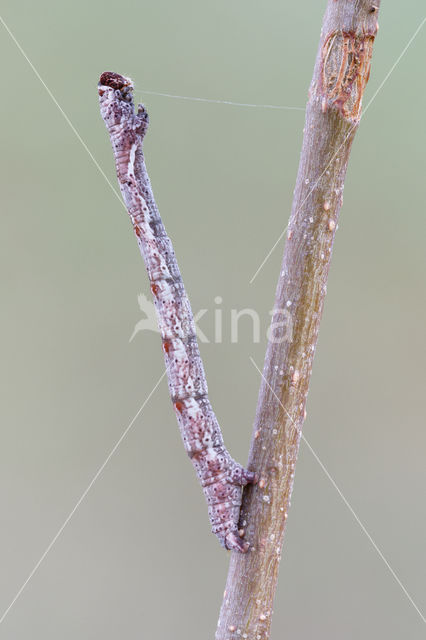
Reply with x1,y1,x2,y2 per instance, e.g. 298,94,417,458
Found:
174,401,184,414
321,31,374,122
98,72,256,552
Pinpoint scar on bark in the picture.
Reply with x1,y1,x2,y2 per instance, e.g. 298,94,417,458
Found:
321,31,375,121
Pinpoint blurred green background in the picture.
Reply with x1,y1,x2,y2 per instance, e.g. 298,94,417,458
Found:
1,1,425,638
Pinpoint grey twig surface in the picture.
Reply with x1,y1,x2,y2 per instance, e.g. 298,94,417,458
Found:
98,72,256,553
216,1,381,638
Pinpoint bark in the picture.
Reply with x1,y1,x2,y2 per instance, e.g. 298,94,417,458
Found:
216,2,381,638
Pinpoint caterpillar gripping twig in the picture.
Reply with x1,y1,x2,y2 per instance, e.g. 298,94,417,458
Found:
98,71,256,552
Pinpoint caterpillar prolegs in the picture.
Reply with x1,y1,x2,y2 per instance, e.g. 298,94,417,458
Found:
98,72,256,552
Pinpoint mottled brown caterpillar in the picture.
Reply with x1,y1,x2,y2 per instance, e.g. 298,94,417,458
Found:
98,72,256,552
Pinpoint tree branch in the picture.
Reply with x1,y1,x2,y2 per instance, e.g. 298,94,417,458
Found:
216,1,380,638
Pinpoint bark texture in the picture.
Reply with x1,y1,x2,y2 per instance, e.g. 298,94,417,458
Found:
216,2,380,638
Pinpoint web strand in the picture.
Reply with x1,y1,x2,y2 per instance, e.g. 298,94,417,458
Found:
134,88,305,111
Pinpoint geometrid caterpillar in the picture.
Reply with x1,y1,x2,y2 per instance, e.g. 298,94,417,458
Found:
98,72,256,552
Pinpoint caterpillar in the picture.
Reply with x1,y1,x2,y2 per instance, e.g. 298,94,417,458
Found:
98,72,256,552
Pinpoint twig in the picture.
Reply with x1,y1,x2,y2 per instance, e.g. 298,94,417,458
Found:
216,1,381,638
98,72,256,552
